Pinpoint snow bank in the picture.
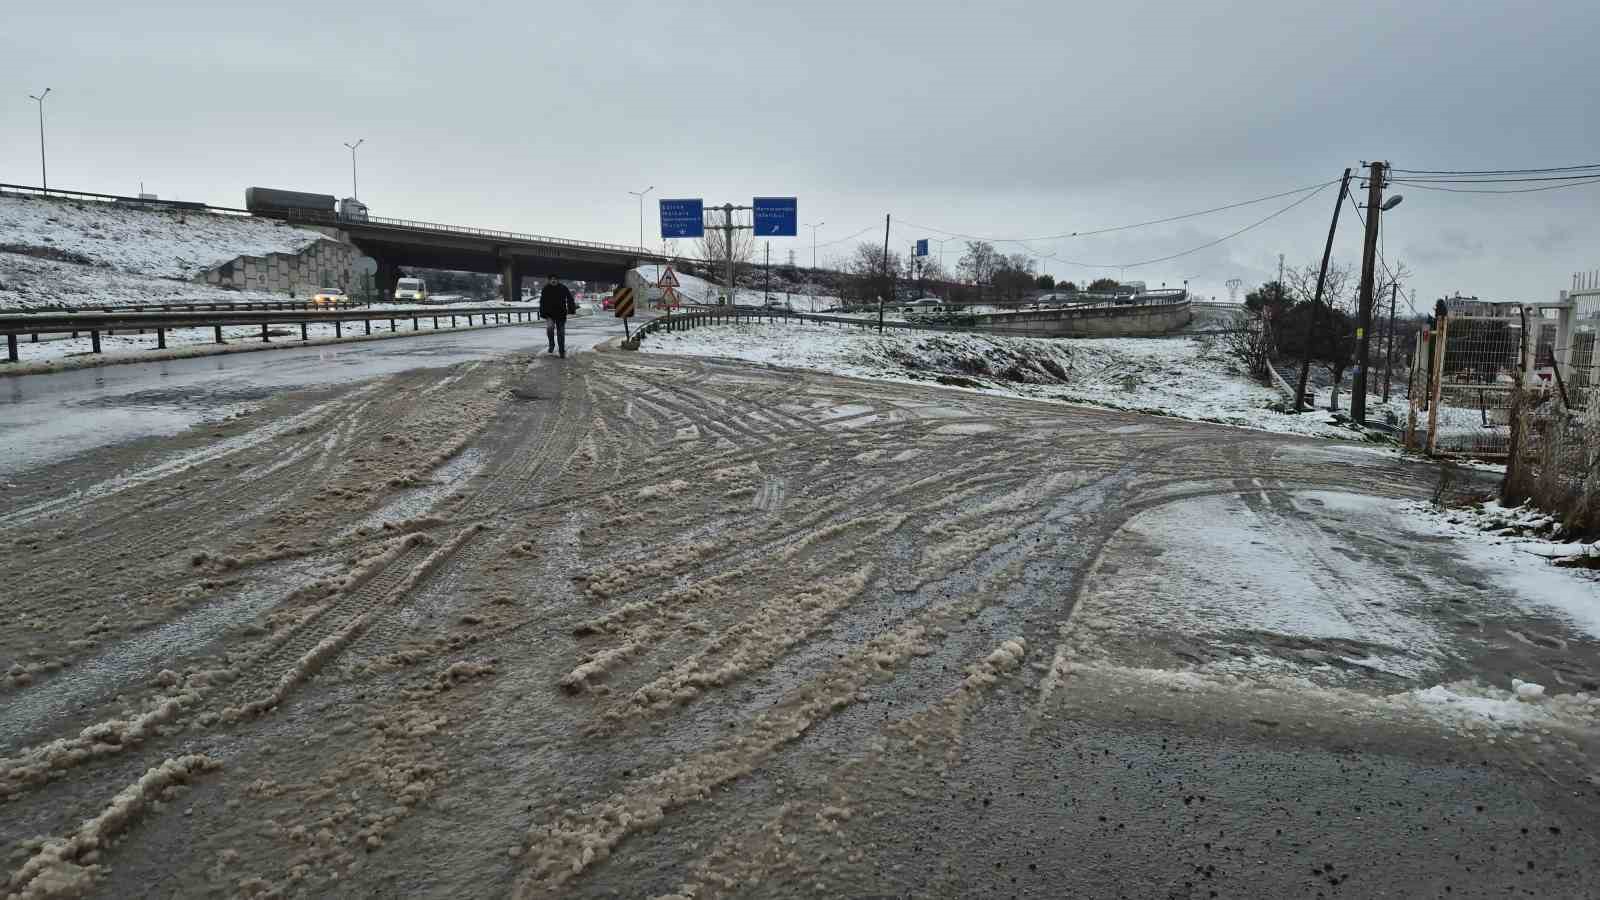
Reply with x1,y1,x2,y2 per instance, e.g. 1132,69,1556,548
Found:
645,321,1362,439
0,193,325,280
7,754,220,898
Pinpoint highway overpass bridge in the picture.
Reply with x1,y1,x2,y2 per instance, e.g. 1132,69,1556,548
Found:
259,207,668,301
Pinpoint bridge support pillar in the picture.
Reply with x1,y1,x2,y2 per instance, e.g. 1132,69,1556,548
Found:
500,258,522,304
375,258,400,301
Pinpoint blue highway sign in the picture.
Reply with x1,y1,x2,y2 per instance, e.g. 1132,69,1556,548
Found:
915,239,929,257
660,199,705,239
752,197,798,236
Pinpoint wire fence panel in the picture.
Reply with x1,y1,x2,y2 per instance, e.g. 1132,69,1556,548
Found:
1429,313,1528,457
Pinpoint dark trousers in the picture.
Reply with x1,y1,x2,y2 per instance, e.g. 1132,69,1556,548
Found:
545,317,566,354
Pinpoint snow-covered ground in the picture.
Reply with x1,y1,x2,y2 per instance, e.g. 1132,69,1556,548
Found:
1061,487,1600,736
0,250,291,309
0,193,325,280
644,320,1369,440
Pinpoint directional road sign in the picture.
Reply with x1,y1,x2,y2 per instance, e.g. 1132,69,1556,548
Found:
915,239,929,257
660,199,704,239
752,197,797,236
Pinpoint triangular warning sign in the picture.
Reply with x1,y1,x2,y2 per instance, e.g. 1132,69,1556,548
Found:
656,266,680,289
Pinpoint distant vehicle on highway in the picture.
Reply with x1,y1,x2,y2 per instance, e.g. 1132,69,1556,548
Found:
245,187,336,215
904,297,943,313
394,277,429,303
310,287,347,306
339,197,369,223
763,298,792,311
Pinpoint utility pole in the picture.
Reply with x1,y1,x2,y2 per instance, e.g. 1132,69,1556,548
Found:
806,221,824,310
878,214,891,335
1295,168,1352,413
764,241,771,303
1351,160,1387,424
723,203,736,306
343,139,364,201
1382,280,1400,403
28,88,50,192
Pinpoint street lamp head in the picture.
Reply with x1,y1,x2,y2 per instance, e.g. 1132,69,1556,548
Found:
29,88,50,102
1380,194,1403,211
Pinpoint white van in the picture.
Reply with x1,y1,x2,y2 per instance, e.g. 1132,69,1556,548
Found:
394,277,428,303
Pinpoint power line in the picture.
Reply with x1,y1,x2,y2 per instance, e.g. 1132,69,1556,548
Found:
1387,172,1600,184
1390,162,1600,176
1035,182,1336,270
898,178,1339,245
1388,176,1600,195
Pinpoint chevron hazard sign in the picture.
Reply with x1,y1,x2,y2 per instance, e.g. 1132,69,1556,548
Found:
613,286,636,319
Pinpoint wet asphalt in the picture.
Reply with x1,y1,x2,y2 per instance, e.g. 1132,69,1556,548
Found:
0,315,622,477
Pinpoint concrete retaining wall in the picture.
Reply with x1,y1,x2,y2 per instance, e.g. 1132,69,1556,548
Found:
971,301,1192,338
199,228,360,296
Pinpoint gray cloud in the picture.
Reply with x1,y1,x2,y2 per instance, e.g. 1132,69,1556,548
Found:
5,0,1598,306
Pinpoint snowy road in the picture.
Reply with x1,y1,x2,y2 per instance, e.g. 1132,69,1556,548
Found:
2,348,1598,898
0,315,623,478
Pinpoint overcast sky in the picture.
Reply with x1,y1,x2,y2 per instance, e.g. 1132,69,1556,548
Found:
6,0,1598,307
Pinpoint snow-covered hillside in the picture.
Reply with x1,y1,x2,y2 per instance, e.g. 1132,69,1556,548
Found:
645,321,1366,439
0,192,333,309
0,193,326,279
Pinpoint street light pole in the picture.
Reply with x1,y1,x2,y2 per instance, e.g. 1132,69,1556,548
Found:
28,88,51,192
806,221,824,310
628,186,654,252
343,139,364,201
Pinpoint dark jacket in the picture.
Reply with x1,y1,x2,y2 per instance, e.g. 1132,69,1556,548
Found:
539,282,577,320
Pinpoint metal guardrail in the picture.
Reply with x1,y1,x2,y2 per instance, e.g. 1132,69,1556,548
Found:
1,305,533,364
264,206,661,258
634,299,1197,345
0,182,252,215
4,299,367,315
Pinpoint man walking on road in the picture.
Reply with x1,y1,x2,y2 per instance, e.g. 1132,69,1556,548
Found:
539,277,577,357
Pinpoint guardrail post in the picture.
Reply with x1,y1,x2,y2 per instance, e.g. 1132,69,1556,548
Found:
390,319,396,332
156,327,166,350
432,316,438,330
91,330,102,354
335,320,342,338
364,318,372,336
214,325,224,344
467,314,474,326
261,323,270,343
300,323,309,341
6,333,16,363
30,333,38,343
451,315,457,328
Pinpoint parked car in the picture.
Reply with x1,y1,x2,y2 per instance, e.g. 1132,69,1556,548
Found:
311,287,347,306
904,297,943,314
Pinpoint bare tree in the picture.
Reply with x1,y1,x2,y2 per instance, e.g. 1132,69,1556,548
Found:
957,241,1001,300
1282,261,1358,410
695,228,756,289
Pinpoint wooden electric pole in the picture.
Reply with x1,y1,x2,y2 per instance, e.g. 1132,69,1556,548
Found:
1351,160,1386,424
878,214,891,335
